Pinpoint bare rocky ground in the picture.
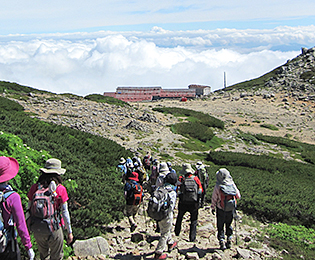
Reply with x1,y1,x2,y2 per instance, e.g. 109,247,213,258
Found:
13,89,315,165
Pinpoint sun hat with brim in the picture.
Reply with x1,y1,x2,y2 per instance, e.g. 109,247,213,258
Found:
0,156,19,183
40,158,66,175
216,168,234,186
128,171,139,182
159,162,170,175
179,163,195,175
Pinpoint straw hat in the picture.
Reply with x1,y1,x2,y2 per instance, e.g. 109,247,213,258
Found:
40,158,66,175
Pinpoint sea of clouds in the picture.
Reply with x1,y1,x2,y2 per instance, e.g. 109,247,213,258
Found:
0,25,314,96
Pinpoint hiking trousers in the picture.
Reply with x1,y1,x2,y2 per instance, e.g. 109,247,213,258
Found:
125,204,139,226
155,212,175,254
33,227,64,260
175,202,199,242
216,207,233,242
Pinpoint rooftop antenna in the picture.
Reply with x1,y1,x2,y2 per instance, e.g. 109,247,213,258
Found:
224,72,227,88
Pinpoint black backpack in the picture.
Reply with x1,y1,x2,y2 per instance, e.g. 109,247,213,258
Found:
180,175,198,202
147,186,171,221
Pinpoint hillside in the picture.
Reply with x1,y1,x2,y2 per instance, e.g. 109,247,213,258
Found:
1,46,315,260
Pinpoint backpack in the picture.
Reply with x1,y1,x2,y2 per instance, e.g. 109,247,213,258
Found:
0,191,15,253
219,184,237,212
29,184,60,235
147,186,171,221
132,182,143,205
180,175,198,202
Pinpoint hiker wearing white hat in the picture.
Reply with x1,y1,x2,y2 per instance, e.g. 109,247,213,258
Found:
195,161,209,208
27,158,73,260
0,156,35,260
211,168,241,250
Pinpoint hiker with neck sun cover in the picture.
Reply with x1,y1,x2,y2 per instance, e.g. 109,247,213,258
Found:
211,168,241,250
0,156,35,260
27,158,73,260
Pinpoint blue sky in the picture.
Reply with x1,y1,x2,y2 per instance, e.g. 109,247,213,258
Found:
0,1,314,95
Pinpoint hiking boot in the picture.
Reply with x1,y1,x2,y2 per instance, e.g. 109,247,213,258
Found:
154,253,168,259
219,240,226,250
226,239,232,249
168,242,177,252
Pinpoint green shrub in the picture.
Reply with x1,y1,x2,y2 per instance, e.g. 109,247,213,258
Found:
172,122,214,142
260,123,279,131
153,107,224,129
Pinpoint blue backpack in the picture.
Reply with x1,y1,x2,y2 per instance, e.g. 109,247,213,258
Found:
0,190,15,253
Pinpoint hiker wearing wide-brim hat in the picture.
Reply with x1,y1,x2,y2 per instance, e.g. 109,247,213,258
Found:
175,163,203,242
155,162,170,188
124,170,143,232
211,168,241,250
27,158,73,260
40,158,66,175
0,156,35,260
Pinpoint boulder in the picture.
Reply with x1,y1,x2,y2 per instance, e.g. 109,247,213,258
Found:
73,236,109,257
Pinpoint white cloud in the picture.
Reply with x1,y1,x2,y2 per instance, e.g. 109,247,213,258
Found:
0,26,314,96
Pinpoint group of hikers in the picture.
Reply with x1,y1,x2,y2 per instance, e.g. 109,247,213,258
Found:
118,152,241,260
0,156,73,260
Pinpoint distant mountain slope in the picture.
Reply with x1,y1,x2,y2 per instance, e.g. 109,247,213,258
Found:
224,46,315,99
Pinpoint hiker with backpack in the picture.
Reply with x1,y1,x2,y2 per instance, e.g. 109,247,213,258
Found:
117,157,127,183
142,151,152,171
0,156,35,260
174,163,203,242
152,171,178,260
27,158,73,260
211,168,241,250
149,159,160,193
124,171,143,232
195,161,209,208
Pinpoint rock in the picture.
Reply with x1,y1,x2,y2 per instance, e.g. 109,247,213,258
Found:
236,248,252,259
73,236,109,257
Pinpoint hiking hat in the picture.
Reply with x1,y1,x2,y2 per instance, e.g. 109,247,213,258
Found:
165,171,177,185
216,168,234,186
128,171,139,182
196,161,204,170
0,156,19,183
120,157,126,164
40,158,66,175
167,162,172,167
159,162,170,175
179,163,195,175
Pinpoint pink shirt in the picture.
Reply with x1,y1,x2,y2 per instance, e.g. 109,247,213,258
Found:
1,192,32,250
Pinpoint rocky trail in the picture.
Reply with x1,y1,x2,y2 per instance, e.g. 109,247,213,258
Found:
71,192,281,260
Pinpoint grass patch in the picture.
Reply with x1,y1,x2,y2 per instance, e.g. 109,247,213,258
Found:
260,124,279,131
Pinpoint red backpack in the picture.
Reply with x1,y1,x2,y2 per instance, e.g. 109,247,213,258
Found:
29,184,60,234
132,183,143,205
